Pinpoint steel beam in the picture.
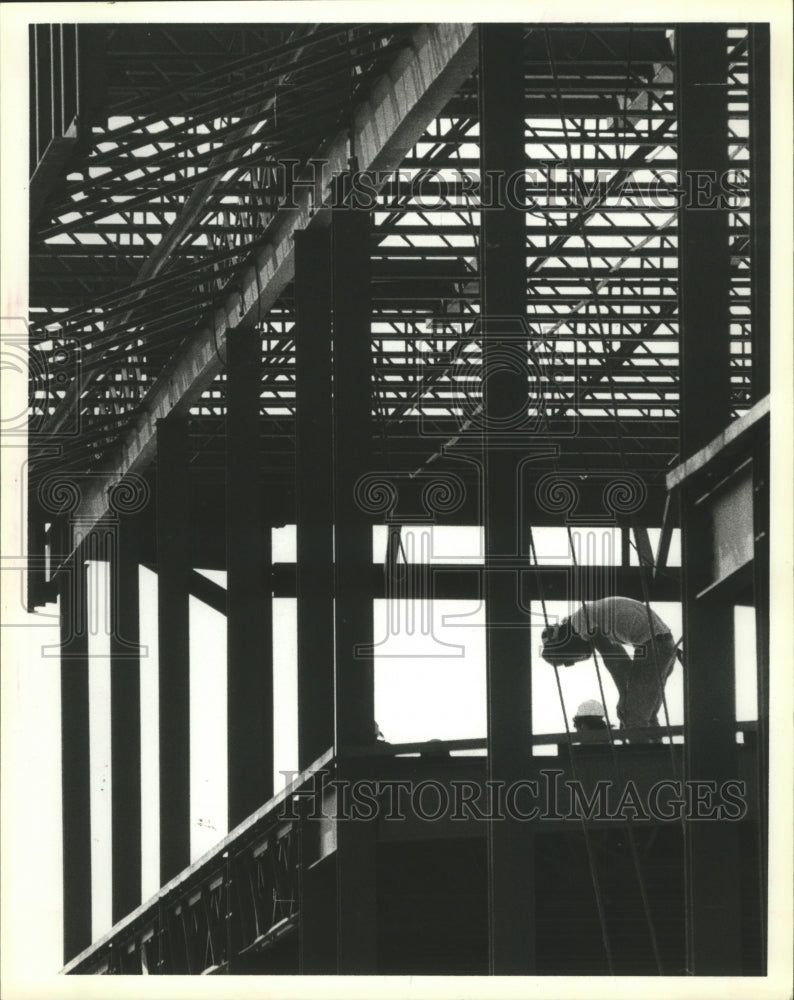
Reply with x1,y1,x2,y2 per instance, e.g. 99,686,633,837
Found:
188,570,227,616
109,514,142,923
654,492,677,577
59,550,92,961
745,17,772,925
747,33,770,938
331,179,377,973
479,25,537,976
677,25,731,459
226,324,274,827
752,427,770,968
666,396,769,491
66,23,479,559
681,486,742,974
331,179,376,752
294,228,334,770
298,853,337,973
26,456,50,611
156,417,191,884
676,25,742,975
633,526,655,570
271,563,682,603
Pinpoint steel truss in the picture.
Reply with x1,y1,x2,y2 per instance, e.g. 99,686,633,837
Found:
29,24,758,515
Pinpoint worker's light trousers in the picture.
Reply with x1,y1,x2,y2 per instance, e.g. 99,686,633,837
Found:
603,633,678,737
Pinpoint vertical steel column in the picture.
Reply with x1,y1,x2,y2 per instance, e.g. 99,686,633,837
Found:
156,417,191,884
294,229,335,770
26,473,49,611
749,26,771,963
59,549,92,961
226,325,274,827
479,25,535,974
678,26,732,454
298,816,337,976
35,27,52,166
677,25,742,974
30,26,38,172
49,25,57,141
332,185,375,748
331,176,377,973
752,423,770,968
110,514,142,923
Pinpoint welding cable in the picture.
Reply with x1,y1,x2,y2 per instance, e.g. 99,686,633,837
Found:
528,528,616,972
538,30,671,973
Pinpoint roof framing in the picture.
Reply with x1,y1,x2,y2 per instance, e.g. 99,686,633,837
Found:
26,23,761,571
53,22,479,554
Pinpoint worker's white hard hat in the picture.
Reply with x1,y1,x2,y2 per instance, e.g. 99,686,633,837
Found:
575,699,605,718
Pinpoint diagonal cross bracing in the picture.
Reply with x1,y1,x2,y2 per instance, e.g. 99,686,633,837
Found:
43,26,316,438
63,22,478,562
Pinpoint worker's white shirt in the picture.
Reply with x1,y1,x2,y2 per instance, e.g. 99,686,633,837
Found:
567,597,671,647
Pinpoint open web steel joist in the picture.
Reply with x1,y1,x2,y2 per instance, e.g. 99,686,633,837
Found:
29,23,759,575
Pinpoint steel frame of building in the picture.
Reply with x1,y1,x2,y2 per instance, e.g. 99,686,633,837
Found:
25,20,770,976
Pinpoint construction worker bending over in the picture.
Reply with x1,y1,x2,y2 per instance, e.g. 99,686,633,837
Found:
541,597,677,738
